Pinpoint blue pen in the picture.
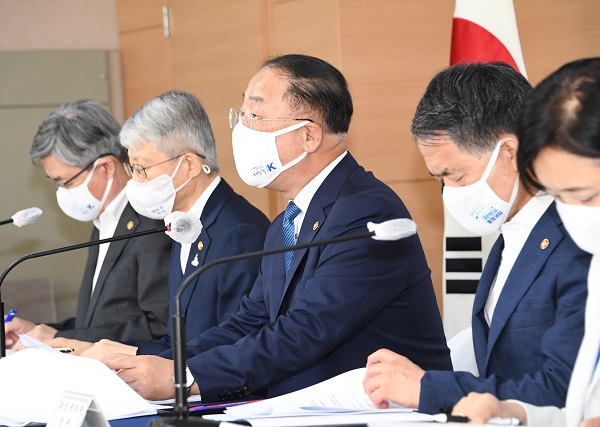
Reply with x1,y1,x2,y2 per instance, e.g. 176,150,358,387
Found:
4,308,17,323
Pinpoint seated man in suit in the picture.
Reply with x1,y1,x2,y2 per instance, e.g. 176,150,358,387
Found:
102,54,452,401
47,91,270,358
363,62,591,413
5,99,172,347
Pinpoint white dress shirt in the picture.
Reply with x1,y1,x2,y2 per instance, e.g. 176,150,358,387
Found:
289,151,347,241
484,192,554,325
91,188,128,294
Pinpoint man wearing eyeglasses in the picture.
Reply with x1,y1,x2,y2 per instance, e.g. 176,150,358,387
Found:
102,55,451,402
47,91,270,367
5,99,173,350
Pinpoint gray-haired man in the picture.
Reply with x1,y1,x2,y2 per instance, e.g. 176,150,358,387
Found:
5,99,172,349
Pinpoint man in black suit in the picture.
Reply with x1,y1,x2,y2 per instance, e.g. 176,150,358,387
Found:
5,99,172,348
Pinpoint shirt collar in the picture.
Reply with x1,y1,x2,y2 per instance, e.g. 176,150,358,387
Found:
93,187,128,229
501,191,554,232
292,151,347,213
188,175,221,219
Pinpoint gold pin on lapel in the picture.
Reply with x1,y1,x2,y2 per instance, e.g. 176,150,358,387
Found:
197,241,204,251
127,221,134,230
191,254,199,267
312,221,319,231
540,238,550,250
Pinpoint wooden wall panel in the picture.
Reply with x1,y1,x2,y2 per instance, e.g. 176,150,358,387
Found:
116,0,165,33
339,0,454,184
119,27,173,117
271,0,341,67
169,0,271,217
516,0,600,85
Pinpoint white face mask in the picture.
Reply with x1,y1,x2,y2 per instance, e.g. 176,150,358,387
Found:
555,199,600,256
443,142,519,235
232,121,309,188
56,160,113,222
125,156,191,220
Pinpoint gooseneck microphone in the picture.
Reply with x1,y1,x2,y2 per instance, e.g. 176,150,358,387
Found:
0,207,43,227
153,218,417,426
0,215,197,358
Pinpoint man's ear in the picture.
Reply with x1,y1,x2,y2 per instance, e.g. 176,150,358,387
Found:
302,122,323,153
501,135,519,172
183,152,203,178
98,157,116,178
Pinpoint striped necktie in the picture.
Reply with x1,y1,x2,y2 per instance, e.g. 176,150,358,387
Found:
283,201,301,274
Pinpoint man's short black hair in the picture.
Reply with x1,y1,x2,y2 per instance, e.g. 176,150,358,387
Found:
411,62,532,156
263,54,353,135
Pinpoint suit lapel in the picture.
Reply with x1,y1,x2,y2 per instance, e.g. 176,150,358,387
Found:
75,228,99,328
472,233,503,370
280,197,326,294
273,154,359,316
484,204,564,367
84,204,140,327
179,180,232,315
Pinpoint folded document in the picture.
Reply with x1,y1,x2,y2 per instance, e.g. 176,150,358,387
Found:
0,347,155,426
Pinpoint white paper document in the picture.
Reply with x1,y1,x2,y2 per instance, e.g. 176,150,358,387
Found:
209,367,412,422
205,368,518,427
0,348,155,426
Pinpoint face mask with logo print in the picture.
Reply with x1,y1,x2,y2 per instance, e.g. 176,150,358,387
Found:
232,121,309,188
442,142,519,235
56,160,113,222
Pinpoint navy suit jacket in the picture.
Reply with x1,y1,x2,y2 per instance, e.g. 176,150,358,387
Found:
139,179,269,354
175,153,451,402
419,202,590,413
51,203,172,342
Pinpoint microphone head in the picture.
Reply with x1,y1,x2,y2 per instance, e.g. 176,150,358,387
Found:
367,218,417,241
11,207,43,227
164,211,203,244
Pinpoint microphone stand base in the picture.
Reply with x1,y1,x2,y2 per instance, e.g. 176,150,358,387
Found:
149,416,221,427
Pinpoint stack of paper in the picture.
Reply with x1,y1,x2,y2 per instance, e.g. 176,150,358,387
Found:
204,368,433,426
0,347,155,426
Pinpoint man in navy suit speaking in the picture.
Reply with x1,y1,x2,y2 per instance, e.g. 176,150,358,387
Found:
363,62,591,413
104,54,452,401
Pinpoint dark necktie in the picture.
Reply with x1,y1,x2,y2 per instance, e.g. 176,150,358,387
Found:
283,201,301,274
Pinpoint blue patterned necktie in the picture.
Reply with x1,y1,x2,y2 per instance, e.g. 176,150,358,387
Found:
283,201,301,274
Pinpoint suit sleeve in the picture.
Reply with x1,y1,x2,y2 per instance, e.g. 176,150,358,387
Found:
54,226,172,342
152,222,267,357
183,194,420,401
418,250,590,413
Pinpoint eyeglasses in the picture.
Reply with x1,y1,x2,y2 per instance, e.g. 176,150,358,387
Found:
228,108,312,130
51,154,111,188
127,153,206,180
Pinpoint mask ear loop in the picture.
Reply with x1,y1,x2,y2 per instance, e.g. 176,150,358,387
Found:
478,141,504,184
171,155,193,193
202,164,211,175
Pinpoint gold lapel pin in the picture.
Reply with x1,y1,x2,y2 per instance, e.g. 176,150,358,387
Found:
126,220,134,230
540,238,550,250
197,241,204,251
312,221,319,231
